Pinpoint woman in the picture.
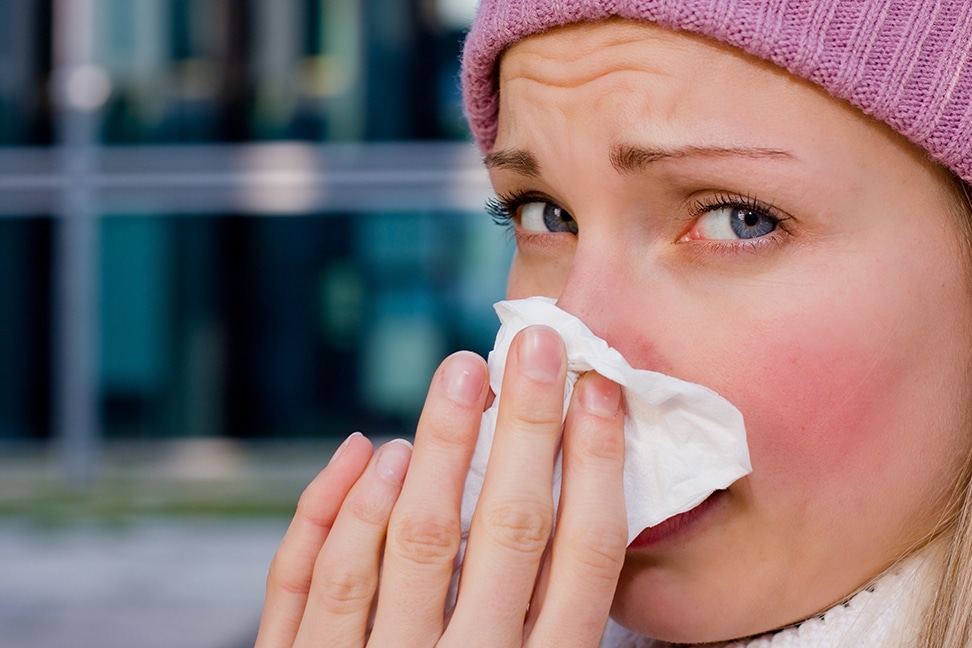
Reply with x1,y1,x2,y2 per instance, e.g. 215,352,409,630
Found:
255,1,972,646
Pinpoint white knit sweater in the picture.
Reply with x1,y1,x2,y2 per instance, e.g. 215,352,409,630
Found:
601,551,936,648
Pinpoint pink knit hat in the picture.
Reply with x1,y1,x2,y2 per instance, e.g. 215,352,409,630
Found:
461,0,972,184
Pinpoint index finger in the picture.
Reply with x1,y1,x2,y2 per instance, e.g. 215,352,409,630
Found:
444,325,567,647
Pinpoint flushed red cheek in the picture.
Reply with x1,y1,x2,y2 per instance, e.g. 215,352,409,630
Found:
614,309,904,489
715,333,906,489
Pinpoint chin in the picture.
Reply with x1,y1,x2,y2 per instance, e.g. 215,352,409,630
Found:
610,573,838,646
609,566,785,644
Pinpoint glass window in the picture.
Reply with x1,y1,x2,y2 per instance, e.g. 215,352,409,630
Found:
0,1,53,145
0,0,492,455
0,219,52,440
95,0,469,144
97,210,510,441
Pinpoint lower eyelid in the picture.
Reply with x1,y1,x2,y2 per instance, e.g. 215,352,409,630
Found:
681,235,786,261
512,225,575,253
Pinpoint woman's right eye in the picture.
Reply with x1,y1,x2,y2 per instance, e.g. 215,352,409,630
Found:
519,201,578,234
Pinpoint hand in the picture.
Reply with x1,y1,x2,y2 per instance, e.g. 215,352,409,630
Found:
254,325,628,647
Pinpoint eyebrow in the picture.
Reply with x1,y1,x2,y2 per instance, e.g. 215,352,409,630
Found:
484,143,796,178
483,148,541,176
609,143,795,174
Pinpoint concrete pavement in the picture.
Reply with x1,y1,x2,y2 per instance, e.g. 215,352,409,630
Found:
0,518,286,648
0,438,362,648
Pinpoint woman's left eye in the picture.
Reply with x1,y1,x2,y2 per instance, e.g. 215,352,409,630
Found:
484,194,578,235
691,204,779,240
519,201,578,234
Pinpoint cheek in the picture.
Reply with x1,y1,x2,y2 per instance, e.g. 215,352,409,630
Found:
690,294,969,531
624,307,913,494
730,333,898,485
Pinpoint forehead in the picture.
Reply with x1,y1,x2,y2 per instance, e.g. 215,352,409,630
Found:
495,20,819,151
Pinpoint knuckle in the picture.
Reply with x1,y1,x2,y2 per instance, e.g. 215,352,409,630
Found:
511,391,564,428
481,500,553,555
388,513,460,566
419,413,476,451
313,566,376,612
563,524,627,579
503,395,564,434
345,491,392,528
294,491,333,533
504,409,564,442
571,424,625,463
265,553,310,597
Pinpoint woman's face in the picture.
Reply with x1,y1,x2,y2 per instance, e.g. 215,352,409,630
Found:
491,20,972,643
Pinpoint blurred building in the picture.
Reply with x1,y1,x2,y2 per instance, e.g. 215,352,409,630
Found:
0,0,508,460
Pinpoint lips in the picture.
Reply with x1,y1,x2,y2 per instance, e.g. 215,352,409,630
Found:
627,489,727,549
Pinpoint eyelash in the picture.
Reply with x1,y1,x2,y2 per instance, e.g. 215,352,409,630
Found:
485,197,514,229
689,192,783,223
484,189,550,231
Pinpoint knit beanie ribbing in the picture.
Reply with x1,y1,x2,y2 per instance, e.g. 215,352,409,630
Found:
461,0,972,184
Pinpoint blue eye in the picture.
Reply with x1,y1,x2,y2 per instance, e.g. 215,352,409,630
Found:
694,204,779,240
519,201,578,234
487,192,579,235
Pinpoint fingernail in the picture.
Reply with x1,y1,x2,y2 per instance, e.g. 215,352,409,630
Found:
519,326,564,383
375,439,412,484
580,375,621,418
328,431,363,466
443,352,484,406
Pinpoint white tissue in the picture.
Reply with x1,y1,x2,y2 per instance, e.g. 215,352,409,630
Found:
461,296,751,548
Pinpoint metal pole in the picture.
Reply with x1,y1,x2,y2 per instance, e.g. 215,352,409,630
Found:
51,0,106,485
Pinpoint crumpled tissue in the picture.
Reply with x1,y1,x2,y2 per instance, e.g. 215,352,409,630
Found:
447,297,751,607
460,296,751,551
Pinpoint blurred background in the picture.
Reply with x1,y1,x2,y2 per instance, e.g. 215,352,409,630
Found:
0,1,509,646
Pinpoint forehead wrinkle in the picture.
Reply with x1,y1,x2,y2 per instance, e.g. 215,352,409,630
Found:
501,20,685,92
609,143,797,175
484,148,541,177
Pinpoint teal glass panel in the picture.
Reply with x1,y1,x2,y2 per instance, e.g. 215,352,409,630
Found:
97,210,511,441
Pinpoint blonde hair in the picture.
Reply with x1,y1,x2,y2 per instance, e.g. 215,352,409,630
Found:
918,463,972,646
917,177,972,648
